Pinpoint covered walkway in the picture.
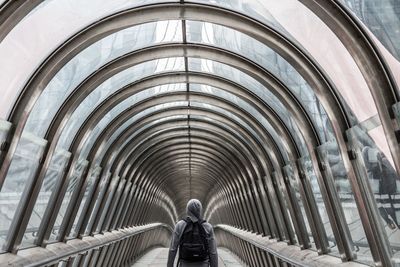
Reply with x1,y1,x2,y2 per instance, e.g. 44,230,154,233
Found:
0,0,400,266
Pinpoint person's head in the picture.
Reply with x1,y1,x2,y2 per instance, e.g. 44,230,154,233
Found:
186,199,202,222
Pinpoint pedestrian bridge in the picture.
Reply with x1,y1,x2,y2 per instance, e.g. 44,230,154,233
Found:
0,0,400,266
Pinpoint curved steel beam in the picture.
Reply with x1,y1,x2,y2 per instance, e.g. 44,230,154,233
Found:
122,126,260,208
26,92,298,251
122,154,238,229
110,131,262,230
145,155,229,200
131,159,230,216
3,44,321,250
67,93,300,242
88,130,256,232
68,129,262,238
94,107,274,170
72,102,284,237
84,104,292,238
1,1,396,264
0,3,344,192
300,0,400,176
114,128,280,233
112,122,275,231
120,128,260,205
127,146,251,228
88,101,282,233
113,137,262,233
93,138,257,235
0,0,44,42
0,4,370,258
0,10,366,254
75,107,273,235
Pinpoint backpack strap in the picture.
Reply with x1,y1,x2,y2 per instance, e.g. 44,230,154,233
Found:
179,217,192,241
197,219,209,256
177,217,195,267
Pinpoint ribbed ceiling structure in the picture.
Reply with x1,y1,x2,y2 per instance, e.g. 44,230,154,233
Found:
0,1,399,266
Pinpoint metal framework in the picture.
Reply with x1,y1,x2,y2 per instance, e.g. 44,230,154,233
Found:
0,1,399,266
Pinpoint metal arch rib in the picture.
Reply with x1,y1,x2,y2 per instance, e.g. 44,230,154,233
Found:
74,108,278,237
0,0,44,42
0,2,345,192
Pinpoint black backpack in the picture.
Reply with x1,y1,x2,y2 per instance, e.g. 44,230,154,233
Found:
178,217,209,263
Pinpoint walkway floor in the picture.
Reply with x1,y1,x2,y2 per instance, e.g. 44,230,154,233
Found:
132,247,244,267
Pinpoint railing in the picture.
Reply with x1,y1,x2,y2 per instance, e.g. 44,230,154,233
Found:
0,223,172,267
214,225,369,267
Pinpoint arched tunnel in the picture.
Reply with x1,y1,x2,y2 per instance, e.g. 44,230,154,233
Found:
0,1,400,266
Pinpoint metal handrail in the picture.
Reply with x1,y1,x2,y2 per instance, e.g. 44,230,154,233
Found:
215,224,369,267
0,223,172,267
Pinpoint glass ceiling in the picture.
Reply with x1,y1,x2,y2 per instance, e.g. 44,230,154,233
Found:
0,0,399,265
0,1,396,166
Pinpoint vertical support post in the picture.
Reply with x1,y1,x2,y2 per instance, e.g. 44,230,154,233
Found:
316,143,356,261
262,173,289,241
346,126,393,267
271,171,296,245
282,164,310,249
296,158,330,255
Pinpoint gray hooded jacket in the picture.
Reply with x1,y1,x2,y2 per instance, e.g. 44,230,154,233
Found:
167,199,218,267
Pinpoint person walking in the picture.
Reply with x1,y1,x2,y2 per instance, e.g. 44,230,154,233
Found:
362,146,399,229
167,199,218,267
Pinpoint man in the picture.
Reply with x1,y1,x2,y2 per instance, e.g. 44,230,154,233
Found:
167,199,218,267
362,146,399,229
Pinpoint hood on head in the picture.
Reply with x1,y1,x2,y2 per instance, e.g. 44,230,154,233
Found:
186,199,202,222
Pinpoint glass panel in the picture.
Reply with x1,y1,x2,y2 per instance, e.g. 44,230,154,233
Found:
340,0,400,61
59,83,186,152
72,83,186,168
104,179,126,229
283,164,313,247
188,58,307,155
0,0,179,118
94,102,188,166
190,83,290,162
186,20,334,143
318,141,371,264
271,171,298,244
191,102,267,151
0,131,47,251
22,148,71,248
190,0,286,28
69,166,102,238
189,0,378,123
96,175,120,233
84,171,112,235
300,155,338,255
113,114,185,148
25,20,182,137
50,159,89,241
92,101,269,180
60,57,185,152
350,124,400,263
